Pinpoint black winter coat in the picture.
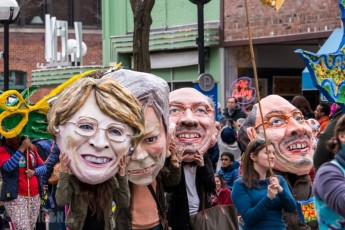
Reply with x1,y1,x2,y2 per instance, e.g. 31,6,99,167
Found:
166,155,215,230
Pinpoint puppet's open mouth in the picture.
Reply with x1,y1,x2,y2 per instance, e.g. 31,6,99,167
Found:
127,165,155,175
81,155,112,164
287,143,307,151
176,133,201,139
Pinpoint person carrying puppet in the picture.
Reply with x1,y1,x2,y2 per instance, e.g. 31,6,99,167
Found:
238,94,316,230
47,75,144,230
104,69,182,230
166,88,218,230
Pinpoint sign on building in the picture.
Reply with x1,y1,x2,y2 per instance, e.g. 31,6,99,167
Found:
43,14,86,68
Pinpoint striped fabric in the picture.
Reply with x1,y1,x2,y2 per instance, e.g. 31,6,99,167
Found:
3,151,23,172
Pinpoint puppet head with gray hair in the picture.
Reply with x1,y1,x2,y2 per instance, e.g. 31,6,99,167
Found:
103,69,172,185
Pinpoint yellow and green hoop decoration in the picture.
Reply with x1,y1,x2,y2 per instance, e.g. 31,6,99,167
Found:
0,69,97,139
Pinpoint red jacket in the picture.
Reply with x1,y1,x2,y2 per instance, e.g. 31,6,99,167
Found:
317,115,330,138
217,187,232,205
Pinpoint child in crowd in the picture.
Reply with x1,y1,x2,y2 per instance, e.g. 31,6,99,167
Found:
211,174,232,206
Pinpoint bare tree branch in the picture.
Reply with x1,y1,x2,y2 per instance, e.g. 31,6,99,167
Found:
130,0,155,72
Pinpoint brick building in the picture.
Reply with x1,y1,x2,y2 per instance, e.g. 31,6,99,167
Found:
223,0,339,42
0,29,102,84
0,0,102,101
102,0,342,109
0,0,341,107
220,0,341,108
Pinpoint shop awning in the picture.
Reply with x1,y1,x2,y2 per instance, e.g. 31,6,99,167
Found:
302,28,343,90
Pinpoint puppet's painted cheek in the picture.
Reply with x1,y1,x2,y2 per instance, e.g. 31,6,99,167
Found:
149,146,163,156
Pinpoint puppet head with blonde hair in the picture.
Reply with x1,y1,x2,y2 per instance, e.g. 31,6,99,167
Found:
48,76,144,185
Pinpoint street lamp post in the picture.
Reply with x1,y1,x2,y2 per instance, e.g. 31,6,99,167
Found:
0,0,19,91
189,0,211,75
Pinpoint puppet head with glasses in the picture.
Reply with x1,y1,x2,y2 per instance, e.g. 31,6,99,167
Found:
47,76,144,185
238,95,314,175
169,88,219,162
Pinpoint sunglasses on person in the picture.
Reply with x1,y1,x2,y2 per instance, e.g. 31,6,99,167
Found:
220,158,230,161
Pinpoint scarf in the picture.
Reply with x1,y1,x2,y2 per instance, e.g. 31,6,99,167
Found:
335,148,345,169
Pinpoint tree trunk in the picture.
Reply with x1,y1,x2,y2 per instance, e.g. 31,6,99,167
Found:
130,0,155,73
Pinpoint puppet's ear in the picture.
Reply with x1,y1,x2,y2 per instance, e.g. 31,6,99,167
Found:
215,121,222,131
210,121,221,147
246,126,258,141
166,122,176,158
214,121,221,138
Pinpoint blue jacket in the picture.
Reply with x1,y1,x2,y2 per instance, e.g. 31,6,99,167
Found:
32,139,54,161
0,163,19,201
42,141,60,185
217,161,239,190
232,175,296,230
314,157,345,228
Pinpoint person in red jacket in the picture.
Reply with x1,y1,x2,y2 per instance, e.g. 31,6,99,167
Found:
0,136,46,230
213,174,232,205
314,103,330,138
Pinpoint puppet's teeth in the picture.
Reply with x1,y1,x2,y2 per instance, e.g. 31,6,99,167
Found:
83,156,111,164
177,133,200,138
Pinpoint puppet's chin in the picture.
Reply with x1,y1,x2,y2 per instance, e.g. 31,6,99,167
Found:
274,162,312,176
70,162,117,185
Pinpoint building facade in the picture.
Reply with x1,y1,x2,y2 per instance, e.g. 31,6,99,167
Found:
0,0,103,100
221,0,341,108
0,1,340,107
102,0,221,92
102,0,341,109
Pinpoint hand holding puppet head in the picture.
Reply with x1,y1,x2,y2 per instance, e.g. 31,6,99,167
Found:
169,88,219,163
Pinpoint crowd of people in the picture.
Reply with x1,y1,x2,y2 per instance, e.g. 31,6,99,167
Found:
0,69,343,230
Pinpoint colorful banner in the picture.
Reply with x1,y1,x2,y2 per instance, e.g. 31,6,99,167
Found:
296,0,345,112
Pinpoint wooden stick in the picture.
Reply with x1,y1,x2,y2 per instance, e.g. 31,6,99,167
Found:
26,148,31,215
26,83,31,215
244,0,273,175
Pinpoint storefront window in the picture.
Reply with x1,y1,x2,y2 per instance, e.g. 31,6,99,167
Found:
15,0,101,28
17,0,45,26
168,81,194,91
0,71,27,91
